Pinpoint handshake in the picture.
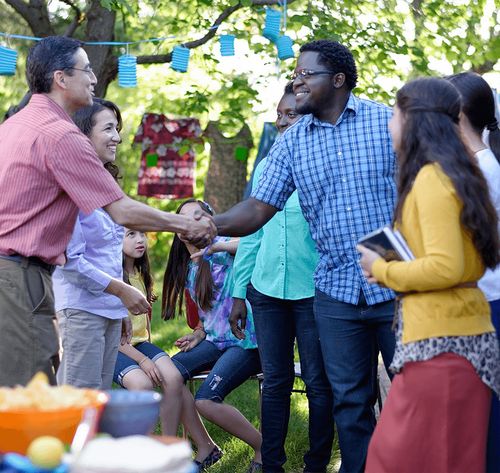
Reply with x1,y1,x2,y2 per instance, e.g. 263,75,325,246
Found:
178,207,217,248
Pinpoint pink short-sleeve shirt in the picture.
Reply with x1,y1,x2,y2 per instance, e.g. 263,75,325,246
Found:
0,94,124,265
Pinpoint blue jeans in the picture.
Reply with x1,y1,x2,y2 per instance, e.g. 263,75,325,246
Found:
313,290,395,473
247,286,334,473
172,340,261,402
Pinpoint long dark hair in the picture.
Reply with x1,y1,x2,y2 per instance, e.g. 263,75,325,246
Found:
161,199,215,320
123,239,157,305
446,72,500,164
72,97,123,181
394,77,499,269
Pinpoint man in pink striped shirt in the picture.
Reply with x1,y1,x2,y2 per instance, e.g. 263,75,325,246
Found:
0,36,216,387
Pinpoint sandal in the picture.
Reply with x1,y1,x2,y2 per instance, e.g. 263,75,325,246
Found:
246,460,263,473
194,446,223,471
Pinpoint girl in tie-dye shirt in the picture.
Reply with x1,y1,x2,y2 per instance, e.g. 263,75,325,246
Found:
162,199,262,472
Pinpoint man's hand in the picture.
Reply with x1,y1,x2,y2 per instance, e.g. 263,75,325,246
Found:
180,212,217,248
356,244,381,284
121,317,132,345
229,298,247,340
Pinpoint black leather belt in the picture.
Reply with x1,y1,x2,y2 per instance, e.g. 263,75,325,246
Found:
0,253,56,274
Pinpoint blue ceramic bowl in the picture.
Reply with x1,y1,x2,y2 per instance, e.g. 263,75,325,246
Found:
98,390,162,437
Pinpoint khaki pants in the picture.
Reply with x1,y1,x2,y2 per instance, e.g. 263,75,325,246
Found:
0,258,59,387
56,309,122,389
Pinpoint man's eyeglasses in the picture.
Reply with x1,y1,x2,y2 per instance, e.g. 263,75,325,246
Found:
290,69,336,81
66,66,94,75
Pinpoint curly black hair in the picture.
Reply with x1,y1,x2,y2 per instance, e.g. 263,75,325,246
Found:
300,40,358,90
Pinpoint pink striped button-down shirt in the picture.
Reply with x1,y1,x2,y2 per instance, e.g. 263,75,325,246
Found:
0,94,124,265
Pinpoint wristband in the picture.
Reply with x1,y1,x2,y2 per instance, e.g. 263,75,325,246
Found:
139,357,148,366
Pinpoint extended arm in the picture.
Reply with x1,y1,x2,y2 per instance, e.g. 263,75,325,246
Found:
214,198,278,236
104,196,216,247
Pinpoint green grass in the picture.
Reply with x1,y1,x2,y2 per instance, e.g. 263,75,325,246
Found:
150,305,341,473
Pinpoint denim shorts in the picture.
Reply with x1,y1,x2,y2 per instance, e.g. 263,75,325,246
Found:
172,340,261,403
113,341,167,387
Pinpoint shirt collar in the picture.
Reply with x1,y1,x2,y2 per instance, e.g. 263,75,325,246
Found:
305,93,359,129
30,94,74,123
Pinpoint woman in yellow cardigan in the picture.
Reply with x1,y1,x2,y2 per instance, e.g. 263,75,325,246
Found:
358,77,500,473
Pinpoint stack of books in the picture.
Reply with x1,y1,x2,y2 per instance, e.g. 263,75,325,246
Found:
358,225,415,261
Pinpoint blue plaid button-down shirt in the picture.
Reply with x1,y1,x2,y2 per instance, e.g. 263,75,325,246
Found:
252,94,397,305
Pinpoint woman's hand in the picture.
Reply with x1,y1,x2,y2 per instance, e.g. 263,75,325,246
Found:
357,244,381,284
139,357,162,386
120,317,132,345
175,330,205,352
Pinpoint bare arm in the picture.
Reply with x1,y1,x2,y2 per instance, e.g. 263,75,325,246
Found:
214,198,278,236
104,196,216,246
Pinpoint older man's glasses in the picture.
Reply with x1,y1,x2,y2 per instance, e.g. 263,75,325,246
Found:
290,69,336,81
66,66,94,75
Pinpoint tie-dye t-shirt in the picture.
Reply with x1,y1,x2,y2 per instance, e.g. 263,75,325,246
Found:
186,237,257,351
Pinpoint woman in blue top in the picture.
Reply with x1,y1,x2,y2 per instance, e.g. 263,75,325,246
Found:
162,199,262,473
230,83,334,473
53,99,150,389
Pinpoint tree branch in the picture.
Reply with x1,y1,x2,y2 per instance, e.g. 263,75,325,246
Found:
5,0,55,37
137,0,298,65
60,0,84,37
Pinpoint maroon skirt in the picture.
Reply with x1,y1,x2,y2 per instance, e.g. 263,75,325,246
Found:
366,353,490,473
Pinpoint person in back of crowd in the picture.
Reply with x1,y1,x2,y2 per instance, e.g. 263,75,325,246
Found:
446,71,500,473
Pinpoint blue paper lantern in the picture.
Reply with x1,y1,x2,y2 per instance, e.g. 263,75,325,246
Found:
0,45,18,76
118,54,137,88
276,35,294,60
262,8,281,43
219,35,235,57
171,46,190,73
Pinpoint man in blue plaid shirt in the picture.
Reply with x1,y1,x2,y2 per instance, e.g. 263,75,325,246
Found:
215,39,396,473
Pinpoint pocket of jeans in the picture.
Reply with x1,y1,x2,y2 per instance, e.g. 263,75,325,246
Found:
26,269,55,314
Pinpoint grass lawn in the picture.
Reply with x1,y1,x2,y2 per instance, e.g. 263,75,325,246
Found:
149,305,341,473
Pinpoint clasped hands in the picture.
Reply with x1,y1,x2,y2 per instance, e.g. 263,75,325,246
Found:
179,208,217,248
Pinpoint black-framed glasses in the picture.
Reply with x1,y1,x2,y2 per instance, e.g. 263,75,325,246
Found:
66,66,94,75
291,69,336,81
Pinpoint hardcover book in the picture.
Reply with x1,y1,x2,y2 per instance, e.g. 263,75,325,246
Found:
358,225,415,262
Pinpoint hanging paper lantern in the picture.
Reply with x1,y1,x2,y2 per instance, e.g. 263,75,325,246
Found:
0,45,18,76
219,35,235,57
118,54,137,88
262,8,281,43
171,46,190,73
276,35,294,60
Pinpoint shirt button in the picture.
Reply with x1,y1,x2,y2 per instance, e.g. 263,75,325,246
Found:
338,151,343,157
342,178,347,183
346,206,351,211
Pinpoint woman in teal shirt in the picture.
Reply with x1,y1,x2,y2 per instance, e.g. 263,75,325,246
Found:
230,84,334,473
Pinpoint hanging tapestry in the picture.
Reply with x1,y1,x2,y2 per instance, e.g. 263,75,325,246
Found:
134,113,202,199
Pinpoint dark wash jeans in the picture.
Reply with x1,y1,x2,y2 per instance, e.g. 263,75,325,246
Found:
313,290,395,473
247,285,334,473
